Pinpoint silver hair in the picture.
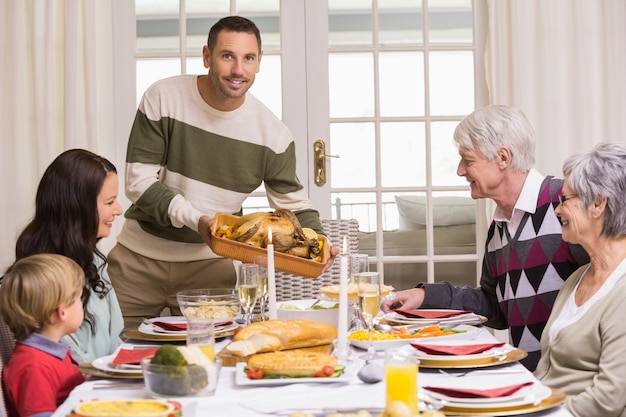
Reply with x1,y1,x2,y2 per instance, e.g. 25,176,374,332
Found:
453,105,536,172
563,141,626,238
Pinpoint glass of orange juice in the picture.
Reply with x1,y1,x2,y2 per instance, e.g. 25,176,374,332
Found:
385,349,419,414
186,318,215,361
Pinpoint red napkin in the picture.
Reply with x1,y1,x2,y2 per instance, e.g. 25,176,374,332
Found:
394,309,472,319
152,320,233,332
111,347,159,365
423,382,534,399
410,342,505,356
152,321,186,331
215,321,233,331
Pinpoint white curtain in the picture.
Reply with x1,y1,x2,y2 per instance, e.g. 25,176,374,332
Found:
0,0,124,269
485,0,626,177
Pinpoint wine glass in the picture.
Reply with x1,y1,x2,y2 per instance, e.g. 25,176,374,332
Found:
349,254,369,331
358,271,383,360
252,256,269,322
237,263,259,326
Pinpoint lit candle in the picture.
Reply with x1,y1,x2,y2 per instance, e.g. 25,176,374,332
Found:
267,227,277,320
337,236,349,354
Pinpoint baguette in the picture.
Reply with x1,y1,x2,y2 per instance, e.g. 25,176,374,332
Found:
226,319,337,357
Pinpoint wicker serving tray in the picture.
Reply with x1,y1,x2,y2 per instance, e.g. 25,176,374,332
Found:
209,213,331,278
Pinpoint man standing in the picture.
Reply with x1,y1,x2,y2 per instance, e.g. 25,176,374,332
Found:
108,16,335,330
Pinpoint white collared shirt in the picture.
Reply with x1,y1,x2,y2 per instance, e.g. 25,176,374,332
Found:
492,168,545,237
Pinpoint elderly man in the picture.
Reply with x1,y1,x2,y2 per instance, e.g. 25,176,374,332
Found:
381,105,589,370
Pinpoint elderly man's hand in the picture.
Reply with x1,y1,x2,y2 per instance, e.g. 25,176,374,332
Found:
380,288,426,313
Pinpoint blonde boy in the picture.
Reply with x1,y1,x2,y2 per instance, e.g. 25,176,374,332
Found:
0,254,86,417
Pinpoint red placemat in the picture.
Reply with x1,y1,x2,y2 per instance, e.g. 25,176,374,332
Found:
423,382,533,398
411,342,505,356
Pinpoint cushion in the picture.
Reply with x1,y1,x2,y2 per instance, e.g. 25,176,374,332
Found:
395,195,476,230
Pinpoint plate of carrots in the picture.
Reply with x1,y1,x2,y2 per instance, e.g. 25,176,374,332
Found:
348,324,481,351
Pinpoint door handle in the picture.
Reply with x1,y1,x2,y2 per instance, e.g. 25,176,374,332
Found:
313,140,339,186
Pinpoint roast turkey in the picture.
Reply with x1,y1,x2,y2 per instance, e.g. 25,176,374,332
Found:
229,209,322,259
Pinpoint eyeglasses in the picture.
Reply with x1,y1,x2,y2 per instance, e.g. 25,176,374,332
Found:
558,194,578,205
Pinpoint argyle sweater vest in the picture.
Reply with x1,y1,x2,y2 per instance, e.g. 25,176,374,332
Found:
483,176,588,370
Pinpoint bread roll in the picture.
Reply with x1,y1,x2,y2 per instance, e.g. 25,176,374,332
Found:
226,319,337,357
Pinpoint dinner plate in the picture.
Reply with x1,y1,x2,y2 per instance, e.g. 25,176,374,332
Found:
138,316,239,336
77,362,144,379
430,388,566,416
350,324,481,351
409,340,513,361
234,362,351,386
382,310,484,326
91,354,143,375
421,383,553,410
408,346,528,369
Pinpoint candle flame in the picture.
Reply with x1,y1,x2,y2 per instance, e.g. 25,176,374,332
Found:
342,236,347,255
268,227,272,244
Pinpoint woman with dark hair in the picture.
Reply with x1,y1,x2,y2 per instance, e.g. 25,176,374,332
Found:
15,148,124,363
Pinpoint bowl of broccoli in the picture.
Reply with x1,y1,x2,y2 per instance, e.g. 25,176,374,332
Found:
141,344,221,397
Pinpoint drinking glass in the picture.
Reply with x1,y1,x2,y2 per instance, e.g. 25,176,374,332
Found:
357,271,383,360
385,349,419,414
237,263,259,326
252,256,269,322
186,318,216,361
349,254,369,331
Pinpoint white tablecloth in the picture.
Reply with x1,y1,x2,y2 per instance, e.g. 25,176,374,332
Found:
52,327,574,417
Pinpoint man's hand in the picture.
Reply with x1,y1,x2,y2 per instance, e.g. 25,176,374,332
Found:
321,245,340,273
198,215,213,246
380,288,426,313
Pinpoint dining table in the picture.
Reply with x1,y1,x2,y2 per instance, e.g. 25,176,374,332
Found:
52,325,574,417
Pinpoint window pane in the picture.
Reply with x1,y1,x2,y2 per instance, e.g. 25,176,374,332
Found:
251,54,282,118
435,261,476,286
186,0,228,14
186,57,204,74
185,15,220,53
379,52,424,117
378,0,422,46
432,191,476,255
329,53,374,118
430,121,466,186
136,58,181,104
328,0,373,47
332,192,377,232
330,123,375,188
236,0,281,51
429,51,474,116
428,0,473,45
380,122,426,187
135,0,179,53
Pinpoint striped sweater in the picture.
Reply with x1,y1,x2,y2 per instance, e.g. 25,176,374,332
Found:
118,75,322,262
421,176,589,370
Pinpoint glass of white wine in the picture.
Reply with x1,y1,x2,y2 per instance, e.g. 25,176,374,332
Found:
252,255,269,322
237,263,259,326
358,271,383,360
349,254,369,331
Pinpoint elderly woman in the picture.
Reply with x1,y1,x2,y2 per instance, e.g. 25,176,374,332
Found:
534,142,626,417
